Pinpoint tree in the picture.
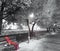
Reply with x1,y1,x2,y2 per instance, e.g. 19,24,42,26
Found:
0,0,32,34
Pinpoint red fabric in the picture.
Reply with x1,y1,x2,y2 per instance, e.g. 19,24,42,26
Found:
4,36,18,50
4,36,11,45
11,42,18,50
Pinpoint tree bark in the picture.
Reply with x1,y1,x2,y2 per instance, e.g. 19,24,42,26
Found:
26,19,30,43
0,2,5,34
0,11,3,34
0,18,2,34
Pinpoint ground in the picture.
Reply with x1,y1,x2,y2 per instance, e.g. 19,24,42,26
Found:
17,33,60,51
0,32,60,51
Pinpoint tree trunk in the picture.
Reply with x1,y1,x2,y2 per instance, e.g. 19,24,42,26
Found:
0,19,2,34
31,22,36,37
0,11,3,34
0,2,5,34
26,19,30,43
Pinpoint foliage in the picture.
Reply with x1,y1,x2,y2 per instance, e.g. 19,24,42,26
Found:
0,0,31,23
